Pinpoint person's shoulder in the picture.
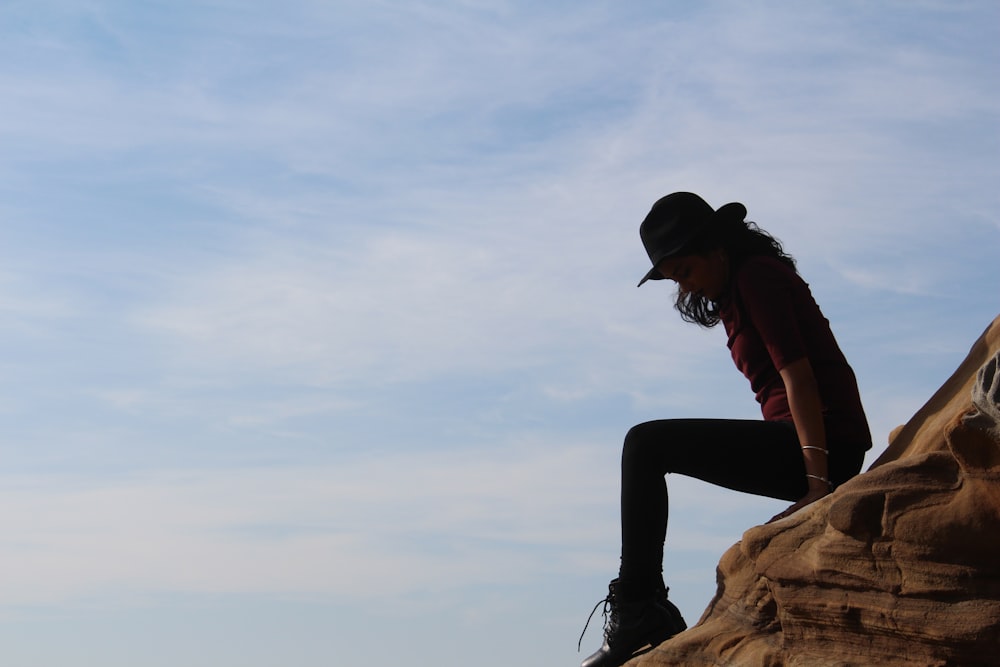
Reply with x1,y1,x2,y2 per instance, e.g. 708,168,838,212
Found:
734,255,797,286
741,254,794,272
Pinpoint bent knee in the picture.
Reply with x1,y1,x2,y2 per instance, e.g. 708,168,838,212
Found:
622,421,671,469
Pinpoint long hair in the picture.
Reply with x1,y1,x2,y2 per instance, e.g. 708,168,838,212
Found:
674,219,796,328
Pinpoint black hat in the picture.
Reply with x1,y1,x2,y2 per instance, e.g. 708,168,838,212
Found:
637,192,747,287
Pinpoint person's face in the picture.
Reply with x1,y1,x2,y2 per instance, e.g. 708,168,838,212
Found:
656,251,729,301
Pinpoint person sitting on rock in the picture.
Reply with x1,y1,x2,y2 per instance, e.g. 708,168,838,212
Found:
579,192,873,667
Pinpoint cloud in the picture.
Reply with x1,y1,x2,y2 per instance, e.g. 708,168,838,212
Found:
0,440,616,605
0,7,997,665
0,433,784,611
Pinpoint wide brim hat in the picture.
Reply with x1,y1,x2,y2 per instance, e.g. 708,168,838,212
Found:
637,192,747,287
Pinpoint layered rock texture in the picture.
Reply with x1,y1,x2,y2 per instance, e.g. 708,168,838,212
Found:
636,316,1000,667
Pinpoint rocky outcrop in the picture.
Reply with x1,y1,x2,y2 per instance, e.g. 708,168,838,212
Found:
636,316,1000,667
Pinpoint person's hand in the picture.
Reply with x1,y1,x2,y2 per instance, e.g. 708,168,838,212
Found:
767,487,830,523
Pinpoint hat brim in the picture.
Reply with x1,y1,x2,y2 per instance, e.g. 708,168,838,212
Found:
636,201,746,287
637,266,661,287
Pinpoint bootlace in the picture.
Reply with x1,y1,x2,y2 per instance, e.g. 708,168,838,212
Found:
577,594,614,652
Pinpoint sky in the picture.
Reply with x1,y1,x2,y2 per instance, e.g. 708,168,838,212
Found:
0,1,997,665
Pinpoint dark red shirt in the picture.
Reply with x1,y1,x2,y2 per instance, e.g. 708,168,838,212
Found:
719,256,872,449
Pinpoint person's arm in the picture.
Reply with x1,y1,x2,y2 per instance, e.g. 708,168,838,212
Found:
769,357,830,522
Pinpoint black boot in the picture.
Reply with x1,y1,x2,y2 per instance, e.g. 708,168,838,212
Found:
578,578,687,667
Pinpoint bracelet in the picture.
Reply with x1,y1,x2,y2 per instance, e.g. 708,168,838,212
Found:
801,446,828,454
806,474,830,485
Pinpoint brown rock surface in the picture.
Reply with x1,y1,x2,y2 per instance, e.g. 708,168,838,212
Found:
634,315,1000,667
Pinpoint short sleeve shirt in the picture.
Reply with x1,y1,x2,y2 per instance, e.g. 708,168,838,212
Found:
719,256,872,449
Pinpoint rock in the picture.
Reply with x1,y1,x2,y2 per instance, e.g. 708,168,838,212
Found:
634,316,1000,667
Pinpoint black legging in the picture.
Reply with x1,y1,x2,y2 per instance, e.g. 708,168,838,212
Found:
618,418,866,587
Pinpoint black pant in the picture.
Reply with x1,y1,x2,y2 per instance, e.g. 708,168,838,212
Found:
618,418,866,587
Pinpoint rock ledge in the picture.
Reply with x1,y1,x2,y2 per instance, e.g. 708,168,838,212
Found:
636,316,1000,667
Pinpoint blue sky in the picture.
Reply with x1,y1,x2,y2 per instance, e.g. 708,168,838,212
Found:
0,1,998,665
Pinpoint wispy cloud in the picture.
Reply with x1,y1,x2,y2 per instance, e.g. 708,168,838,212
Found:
0,2,997,665
0,441,616,602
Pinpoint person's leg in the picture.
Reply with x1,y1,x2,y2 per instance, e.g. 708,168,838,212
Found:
582,419,796,667
581,419,864,667
618,418,805,589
